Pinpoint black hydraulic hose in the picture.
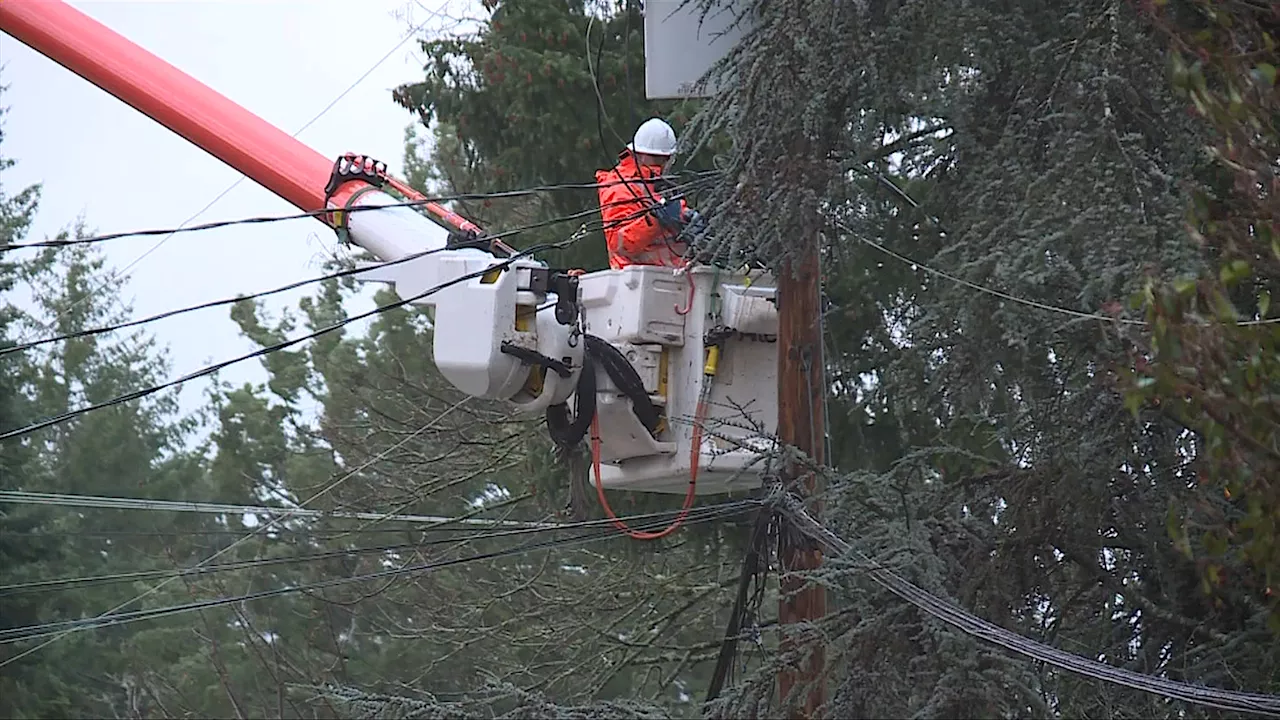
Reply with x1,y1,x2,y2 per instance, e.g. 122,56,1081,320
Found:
547,350,597,448
544,334,661,449
585,334,661,434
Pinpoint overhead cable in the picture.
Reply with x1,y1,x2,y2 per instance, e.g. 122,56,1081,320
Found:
0,235,578,443
835,189,1280,328
0,181,721,441
774,492,1280,718
0,499,756,597
0,528,501,538
0,245,449,358
0,176,714,358
0,501,751,645
0,489,559,529
0,174,718,252
0,407,453,670
0,489,749,534
0,540,434,597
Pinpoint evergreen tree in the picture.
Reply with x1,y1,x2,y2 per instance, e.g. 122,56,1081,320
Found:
5,239,221,718
1126,0,1280,629
688,0,1280,716
393,0,712,271
0,82,59,720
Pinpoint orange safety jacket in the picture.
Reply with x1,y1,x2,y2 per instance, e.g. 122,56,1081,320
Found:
595,151,689,270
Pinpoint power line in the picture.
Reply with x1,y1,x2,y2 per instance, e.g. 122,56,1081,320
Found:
0,500,756,597
0,174,714,372
835,219,1147,327
0,541,427,597
0,489,746,535
0,235,579,443
774,491,1280,718
0,174,716,359
835,187,1280,328
0,405,456,669
13,0,458,344
0,187,715,437
0,245,447,357
0,502,751,645
0,528,522,538
0,174,718,253
0,490,558,529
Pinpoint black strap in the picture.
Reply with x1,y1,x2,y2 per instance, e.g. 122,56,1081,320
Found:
543,334,662,450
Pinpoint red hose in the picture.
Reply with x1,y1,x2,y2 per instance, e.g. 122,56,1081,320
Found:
590,399,705,540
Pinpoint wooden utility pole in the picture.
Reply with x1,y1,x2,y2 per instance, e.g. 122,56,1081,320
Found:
775,235,827,718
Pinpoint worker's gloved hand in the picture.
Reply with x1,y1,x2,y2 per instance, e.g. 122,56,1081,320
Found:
653,198,684,230
681,208,707,235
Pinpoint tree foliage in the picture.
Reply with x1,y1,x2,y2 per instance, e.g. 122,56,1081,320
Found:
0,85,51,719
688,0,1280,716
392,0,710,271
1125,0,1280,627
6,1,1280,718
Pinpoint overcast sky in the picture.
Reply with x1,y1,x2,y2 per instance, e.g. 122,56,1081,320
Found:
0,0,478,424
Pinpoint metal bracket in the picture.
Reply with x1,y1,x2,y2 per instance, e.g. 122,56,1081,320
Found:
324,153,387,203
500,341,573,378
549,273,581,327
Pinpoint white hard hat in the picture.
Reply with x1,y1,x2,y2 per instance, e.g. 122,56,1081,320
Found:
627,118,677,156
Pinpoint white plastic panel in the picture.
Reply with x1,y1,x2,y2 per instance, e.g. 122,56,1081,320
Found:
351,238,582,409
616,343,664,397
584,266,779,495
579,265,688,345
643,0,753,99
721,283,778,336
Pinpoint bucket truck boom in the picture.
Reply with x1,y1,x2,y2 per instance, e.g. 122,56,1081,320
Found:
0,0,583,415
0,0,782,498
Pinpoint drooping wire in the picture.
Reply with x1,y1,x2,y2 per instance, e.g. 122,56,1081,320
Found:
0,501,753,645
0,191,715,443
0,175,718,253
0,175,718,359
833,186,1280,328
0,541,430,597
0,489,558,529
586,13,664,212
0,529,374,538
0,175,724,443
0,245,448,358
776,493,1280,718
0,188,711,435
0,400,455,671
705,508,773,705
0,500,757,597
623,0,638,133
0,233,583,442
0,488,750,535
11,0,461,346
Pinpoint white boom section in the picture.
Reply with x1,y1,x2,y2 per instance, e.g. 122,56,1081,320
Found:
338,190,583,415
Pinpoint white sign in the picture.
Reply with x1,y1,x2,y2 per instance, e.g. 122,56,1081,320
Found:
643,0,751,99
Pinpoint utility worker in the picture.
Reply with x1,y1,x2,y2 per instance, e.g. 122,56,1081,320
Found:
595,118,701,270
